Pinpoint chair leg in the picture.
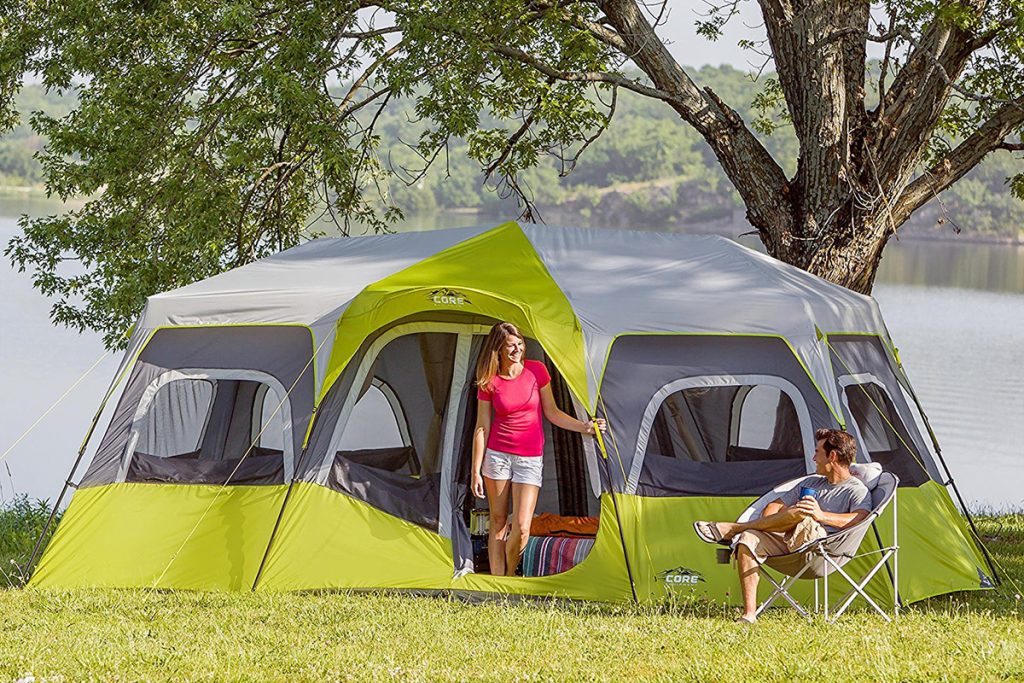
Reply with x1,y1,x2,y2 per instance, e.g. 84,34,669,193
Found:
755,564,813,619
825,552,895,622
823,561,829,621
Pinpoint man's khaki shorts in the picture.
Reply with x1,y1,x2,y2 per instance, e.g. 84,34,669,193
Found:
732,517,826,563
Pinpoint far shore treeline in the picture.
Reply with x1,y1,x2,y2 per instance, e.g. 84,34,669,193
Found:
3,66,1022,242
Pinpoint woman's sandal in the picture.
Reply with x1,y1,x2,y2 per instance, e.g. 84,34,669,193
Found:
693,520,731,546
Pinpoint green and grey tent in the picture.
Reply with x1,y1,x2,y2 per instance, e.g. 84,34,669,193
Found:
30,221,993,606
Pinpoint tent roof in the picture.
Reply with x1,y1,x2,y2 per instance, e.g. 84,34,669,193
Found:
139,221,885,337
121,219,891,416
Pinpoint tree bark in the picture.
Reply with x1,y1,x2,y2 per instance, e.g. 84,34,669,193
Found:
602,0,797,254
601,0,1007,295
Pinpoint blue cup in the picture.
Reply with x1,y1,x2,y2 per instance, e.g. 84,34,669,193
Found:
799,486,818,499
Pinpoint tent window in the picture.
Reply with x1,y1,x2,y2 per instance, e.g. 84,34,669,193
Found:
645,384,803,463
315,331,459,531
252,383,286,451
331,333,454,478
843,383,930,486
136,379,214,458
337,382,408,453
737,386,798,450
127,373,291,486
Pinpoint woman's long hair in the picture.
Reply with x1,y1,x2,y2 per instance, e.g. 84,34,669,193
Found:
476,322,524,391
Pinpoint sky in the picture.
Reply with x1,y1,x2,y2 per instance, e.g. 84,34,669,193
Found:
657,0,769,70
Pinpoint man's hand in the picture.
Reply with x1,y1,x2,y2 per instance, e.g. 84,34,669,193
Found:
794,497,823,522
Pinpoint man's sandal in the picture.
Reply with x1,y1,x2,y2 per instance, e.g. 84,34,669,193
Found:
693,521,731,546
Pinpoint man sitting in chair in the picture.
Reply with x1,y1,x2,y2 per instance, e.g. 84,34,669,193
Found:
694,429,872,623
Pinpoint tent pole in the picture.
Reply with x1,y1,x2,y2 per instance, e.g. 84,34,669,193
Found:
599,457,638,604
24,472,77,579
251,476,298,591
934,449,1000,585
24,396,110,578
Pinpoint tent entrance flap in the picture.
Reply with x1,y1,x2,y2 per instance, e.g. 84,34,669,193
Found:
451,338,602,579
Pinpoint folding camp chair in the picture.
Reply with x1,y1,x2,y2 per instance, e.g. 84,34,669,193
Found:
734,465,900,622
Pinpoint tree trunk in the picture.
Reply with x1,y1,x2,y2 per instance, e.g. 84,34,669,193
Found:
751,196,890,295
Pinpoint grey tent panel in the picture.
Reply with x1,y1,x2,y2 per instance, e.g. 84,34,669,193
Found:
598,335,837,495
828,335,942,484
84,360,168,487
80,326,315,487
327,457,441,530
639,458,807,497
128,449,284,486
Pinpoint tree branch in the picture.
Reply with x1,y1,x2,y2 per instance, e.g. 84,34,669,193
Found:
599,0,794,250
486,43,678,104
890,96,1024,225
873,7,983,189
529,1,628,52
337,41,405,112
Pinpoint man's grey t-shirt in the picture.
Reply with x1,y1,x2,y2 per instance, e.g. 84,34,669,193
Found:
779,475,872,533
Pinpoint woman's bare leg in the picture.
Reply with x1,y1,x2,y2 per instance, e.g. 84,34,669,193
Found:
484,476,510,576
505,482,540,576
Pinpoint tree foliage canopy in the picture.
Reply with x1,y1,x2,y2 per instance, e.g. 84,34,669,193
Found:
1,0,1022,347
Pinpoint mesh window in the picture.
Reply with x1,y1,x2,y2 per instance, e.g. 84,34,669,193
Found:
128,376,288,485
338,383,406,453
844,383,930,486
253,384,287,451
645,384,803,463
136,379,214,458
317,332,458,531
332,333,455,478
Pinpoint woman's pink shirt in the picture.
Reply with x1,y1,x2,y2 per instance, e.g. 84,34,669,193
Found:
477,359,551,456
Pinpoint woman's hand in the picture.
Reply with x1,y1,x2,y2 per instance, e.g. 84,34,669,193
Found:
472,470,485,499
585,418,607,436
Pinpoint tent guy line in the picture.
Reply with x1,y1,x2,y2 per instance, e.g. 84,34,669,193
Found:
0,350,111,464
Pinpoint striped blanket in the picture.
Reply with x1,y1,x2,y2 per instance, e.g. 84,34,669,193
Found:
520,536,595,577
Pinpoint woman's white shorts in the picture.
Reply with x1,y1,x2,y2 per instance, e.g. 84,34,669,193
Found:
481,449,544,487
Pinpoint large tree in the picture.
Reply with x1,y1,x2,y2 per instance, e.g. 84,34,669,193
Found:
2,0,1022,346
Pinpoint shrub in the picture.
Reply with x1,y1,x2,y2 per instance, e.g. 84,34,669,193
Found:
0,496,60,587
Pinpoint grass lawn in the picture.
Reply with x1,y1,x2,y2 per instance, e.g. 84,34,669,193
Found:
0,512,1020,682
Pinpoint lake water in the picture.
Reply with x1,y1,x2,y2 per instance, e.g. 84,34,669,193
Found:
1,196,1021,509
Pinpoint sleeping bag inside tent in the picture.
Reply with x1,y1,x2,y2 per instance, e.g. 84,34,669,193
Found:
29,221,994,607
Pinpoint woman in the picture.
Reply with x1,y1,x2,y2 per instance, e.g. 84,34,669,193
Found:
471,321,605,576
